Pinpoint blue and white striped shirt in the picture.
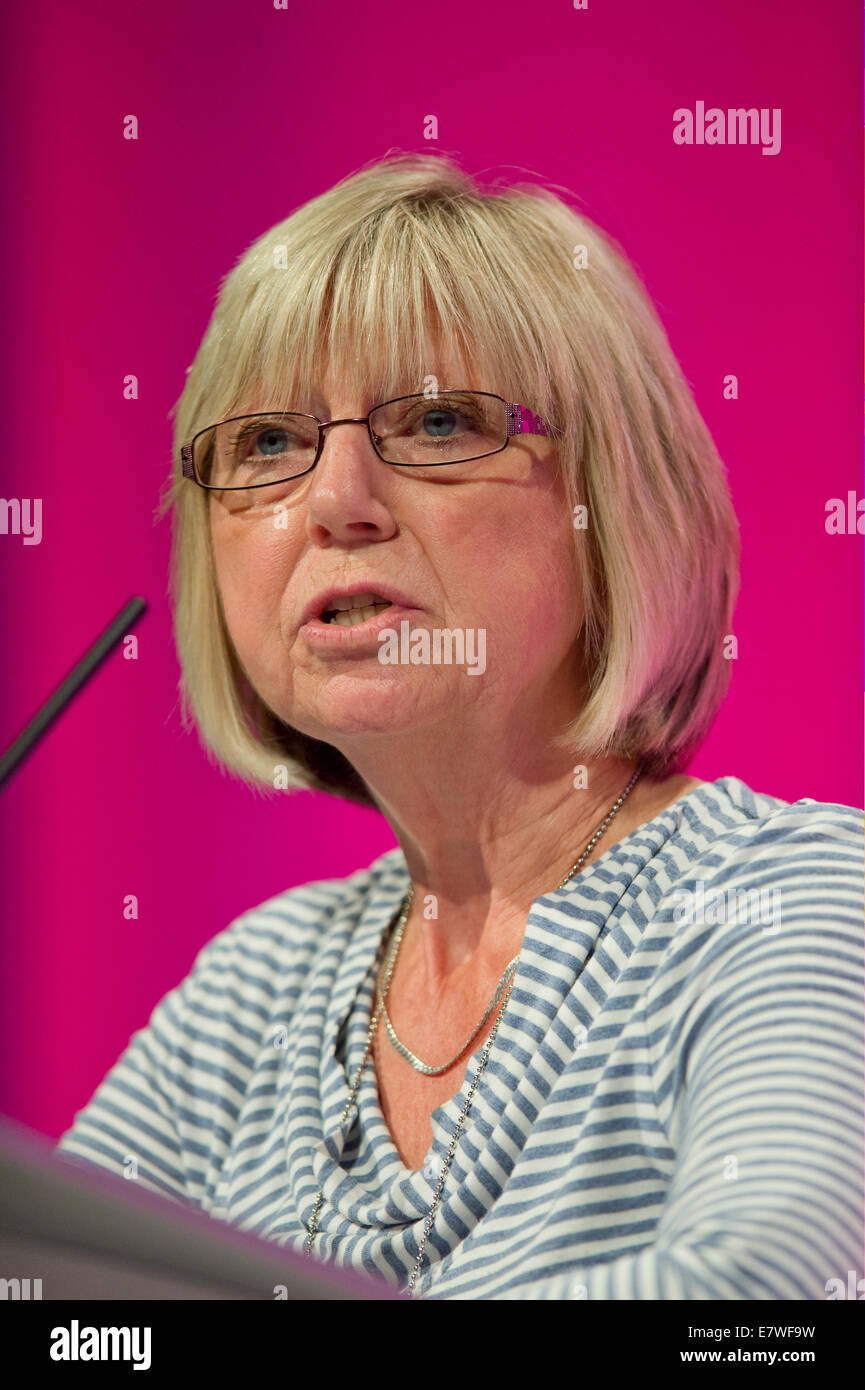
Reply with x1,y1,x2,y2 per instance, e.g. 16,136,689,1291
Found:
57,776,865,1299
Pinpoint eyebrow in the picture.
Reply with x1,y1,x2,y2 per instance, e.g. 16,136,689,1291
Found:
302,384,454,416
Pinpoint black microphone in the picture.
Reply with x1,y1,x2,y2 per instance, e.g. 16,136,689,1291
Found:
0,596,147,789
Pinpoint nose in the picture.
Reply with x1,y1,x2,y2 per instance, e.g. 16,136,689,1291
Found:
311,412,385,474
301,412,397,545
317,415,381,453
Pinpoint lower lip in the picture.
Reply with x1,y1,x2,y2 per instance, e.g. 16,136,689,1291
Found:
300,605,421,649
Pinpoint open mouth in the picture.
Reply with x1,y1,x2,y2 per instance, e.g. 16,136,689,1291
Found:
320,593,394,627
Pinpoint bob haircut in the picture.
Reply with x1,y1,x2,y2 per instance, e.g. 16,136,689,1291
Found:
159,150,740,808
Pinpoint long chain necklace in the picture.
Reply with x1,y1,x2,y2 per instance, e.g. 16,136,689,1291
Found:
303,766,643,1297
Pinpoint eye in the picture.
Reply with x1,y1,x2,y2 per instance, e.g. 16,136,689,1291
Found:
253,426,290,456
230,422,292,460
397,398,483,442
419,408,460,438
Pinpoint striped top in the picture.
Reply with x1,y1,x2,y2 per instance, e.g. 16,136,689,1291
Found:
57,776,865,1300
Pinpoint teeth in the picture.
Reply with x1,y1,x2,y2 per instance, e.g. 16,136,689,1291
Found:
330,603,391,627
327,591,390,612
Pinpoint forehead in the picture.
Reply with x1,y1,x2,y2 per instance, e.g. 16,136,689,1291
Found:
336,325,481,402
312,376,486,417
243,344,491,417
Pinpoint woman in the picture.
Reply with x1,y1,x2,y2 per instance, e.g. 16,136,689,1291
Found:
57,152,864,1300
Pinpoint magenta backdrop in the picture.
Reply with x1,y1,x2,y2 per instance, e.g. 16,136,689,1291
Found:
0,0,861,1138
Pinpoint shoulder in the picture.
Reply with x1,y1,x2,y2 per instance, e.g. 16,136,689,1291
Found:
179,845,407,1000
669,775,862,886
90,847,409,1092
644,776,863,995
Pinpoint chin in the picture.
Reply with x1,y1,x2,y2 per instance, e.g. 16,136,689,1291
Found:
284,673,452,740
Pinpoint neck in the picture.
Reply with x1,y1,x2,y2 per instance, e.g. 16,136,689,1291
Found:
392,756,644,984
319,680,702,990
336,710,673,986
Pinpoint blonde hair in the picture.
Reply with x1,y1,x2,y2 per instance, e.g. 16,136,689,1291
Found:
158,149,740,806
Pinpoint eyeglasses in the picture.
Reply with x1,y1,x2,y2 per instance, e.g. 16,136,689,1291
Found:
180,391,554,491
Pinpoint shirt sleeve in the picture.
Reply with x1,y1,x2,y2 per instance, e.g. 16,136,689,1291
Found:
477,815,865,1300
55,923,256,1210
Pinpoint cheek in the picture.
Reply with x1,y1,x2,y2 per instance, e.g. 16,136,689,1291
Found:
210,518,294,672
458,495,580,642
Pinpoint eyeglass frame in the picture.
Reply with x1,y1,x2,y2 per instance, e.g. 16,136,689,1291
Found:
180,391,554,491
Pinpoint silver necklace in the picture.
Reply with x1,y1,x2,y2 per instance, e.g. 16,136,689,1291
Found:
303,766,642,1297
376,921,520,1074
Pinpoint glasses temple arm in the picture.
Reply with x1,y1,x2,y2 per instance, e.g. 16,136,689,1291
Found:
505,403,553,437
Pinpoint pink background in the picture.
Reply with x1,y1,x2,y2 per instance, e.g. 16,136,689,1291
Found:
0,0,861,1138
